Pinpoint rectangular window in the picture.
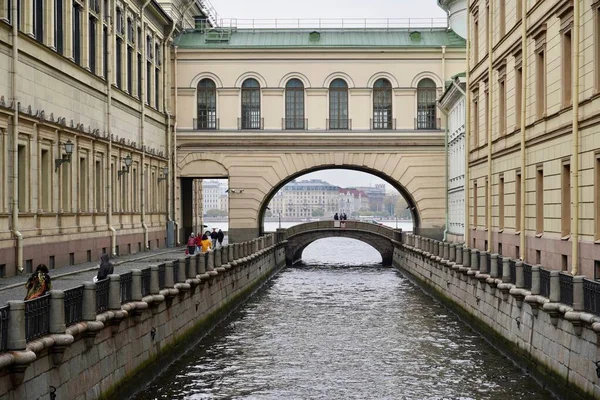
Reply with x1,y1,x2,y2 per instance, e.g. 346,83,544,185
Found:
79,157,87,211
484,88,489,144
146,61,151,105
562,30,572,107
103,26,108,80
26,259,33,273
55,0,64,54
41,149,51,211
155,67,159,109
516,171,521,231
562,162,571,237
485,5,489,54
562,254,568,271
473,180,478,228
69,252,74,265
89,17,96,74
536,50,546,118
515,67,522,127
127,46,133,93
111,160,116,208
87,249,92,262
33,0,43,41
595,261,600,280
137,53,142,98
95,160,102,211
499,175,505,230
72,3,81,65
49,256,55,270
474,17,479,62
133,167,137,211
17,144,26,211
536,167,543,234
499,78,506,136
473,97,479,146
116,38,122,88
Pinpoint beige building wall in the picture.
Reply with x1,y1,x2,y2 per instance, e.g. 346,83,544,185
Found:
0,0,172,276
467,0,600,277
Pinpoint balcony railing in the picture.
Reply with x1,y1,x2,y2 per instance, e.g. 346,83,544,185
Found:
194,117,219,130
141,268,151,297
540,268,551,298
120,272,133,304
0,305,8,352
326,118,352,130
414,117,441,130
370,118,396,130
25,294,50,342
96,278,110,313
158,264,166,289
173,261,179,284
282,117,308,130
523,263,532,290
559,272,574,306
64,286,84,327
238,117,264,130
584,278,600,315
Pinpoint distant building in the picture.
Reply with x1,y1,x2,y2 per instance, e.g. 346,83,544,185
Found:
338,189,369,215
268,179,340,218
353,185,386,212
202,180,227,213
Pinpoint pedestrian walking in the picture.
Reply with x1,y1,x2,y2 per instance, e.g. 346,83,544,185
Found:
95,254,114,282
217,229,225,247
24,264,52,300
200,234,212,252
210,228,218,247
187,233,196,255
334,213,339,220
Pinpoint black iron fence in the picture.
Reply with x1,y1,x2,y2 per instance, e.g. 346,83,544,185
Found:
64,286,84,327
370,118,396,130
120,272,133,304
509,260,516,284
583,278,600,315
559,273,574,306
158,264,166,289
173,262,179,284
326,118,352,130
0,305,8,352
24,294,50,342
282,117,308,130
523,263,532,290
486,252,491,271
193,117,219,130
540,268,551,298
96,278,110,313
141,268,151,297
497,256,503,277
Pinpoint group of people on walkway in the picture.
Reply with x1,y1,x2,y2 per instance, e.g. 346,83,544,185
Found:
186,228,224,255
334,213,348,221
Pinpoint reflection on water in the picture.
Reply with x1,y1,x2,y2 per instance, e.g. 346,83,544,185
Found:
133,238,552,400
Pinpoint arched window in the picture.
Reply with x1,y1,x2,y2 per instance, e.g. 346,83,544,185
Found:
196,79,217,129
373,78,393,130
285,79,305,129
416,78,437,129
241,78,261,129
329,79,349,130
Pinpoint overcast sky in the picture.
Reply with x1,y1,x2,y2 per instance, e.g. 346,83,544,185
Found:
209,0,446,21
299,170,396,193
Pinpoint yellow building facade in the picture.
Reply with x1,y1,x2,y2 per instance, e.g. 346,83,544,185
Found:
467,0,599,276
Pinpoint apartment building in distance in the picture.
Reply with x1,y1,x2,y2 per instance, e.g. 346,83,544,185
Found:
467,0,600,276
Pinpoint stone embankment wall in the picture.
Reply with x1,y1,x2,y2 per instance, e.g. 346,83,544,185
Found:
0,234,286,400
395,234,600,400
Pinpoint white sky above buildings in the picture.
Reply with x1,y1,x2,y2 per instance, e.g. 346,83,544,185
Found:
300,170,396,193
210,0,447,20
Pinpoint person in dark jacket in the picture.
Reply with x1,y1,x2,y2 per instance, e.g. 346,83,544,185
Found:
97,254,114,281
334,213,339,220
24,264,52,300
210,228,218,247
217,229,225,247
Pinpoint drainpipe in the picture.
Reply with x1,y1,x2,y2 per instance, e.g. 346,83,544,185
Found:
571,0,580,275
464,12,471,247
11,0,23,273
487,0,494,253
139,0,151,249
437,104,450,242
173,45,179,245
107,0,116,255
519,0,527,260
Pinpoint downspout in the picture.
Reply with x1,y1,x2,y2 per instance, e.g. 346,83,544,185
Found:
139,0,151,249
571,0,580,275
465,12,471,246
173,45,179,245
487,0,494,253
519,0,527,260
441,45,447,242
11,0,23,273
107,0,116,255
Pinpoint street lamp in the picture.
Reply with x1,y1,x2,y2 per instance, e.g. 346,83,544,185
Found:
117,154,133,179
54,139,74,172
158,166,168,182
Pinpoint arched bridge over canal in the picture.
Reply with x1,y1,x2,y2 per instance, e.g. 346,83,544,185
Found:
284,221,403,266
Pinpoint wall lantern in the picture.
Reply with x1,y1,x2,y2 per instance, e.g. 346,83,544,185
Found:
158,167,168,182
54,139,74,172
117,154,133,178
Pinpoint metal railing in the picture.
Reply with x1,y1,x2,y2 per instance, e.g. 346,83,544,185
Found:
282,117,308,130
540,268,551,298
24,294,50,342
96,278,110,313
158,264,166,289
120,272,133,304
173,262,179,284
583,278,600,315
0,305,8,352
497,256,503,277
64,286,84,327
370,118,396,130
237,117,264,130
211,17,448,30
326,118,352,130
509,259,516,284
559,273,574,306
523,263,532,290
414,117,441,130
185,259,192,280
141,268,151,297
193,117,219,130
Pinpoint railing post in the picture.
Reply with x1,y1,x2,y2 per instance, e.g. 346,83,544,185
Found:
462,247,470,267
572,276,584,312
131,269,142,301
188,256,197,278
479,251,488,274
233,243,239,260
165,262,175,288
502,257,511,283
455,244,463,264
221,244,229,264
108,274,121,310
7,301,26,351
515,261,524,288
198,253,207,274
449,244,456,262
214,247,222,268
550,271,561,302
470,249,479,270
177,258,187,283
531,266,540,295
490,253,499,278
49,290,66,334
82,282,97,321
228,244,234,261
207,250,215,271
150,265,160,294
253,239,259,253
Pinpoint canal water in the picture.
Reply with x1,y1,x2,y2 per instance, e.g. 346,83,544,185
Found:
133,238,552,400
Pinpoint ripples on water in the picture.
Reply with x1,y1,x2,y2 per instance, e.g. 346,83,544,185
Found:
134,238,552,400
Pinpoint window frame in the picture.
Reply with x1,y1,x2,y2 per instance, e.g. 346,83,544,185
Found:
328,78,349,130
372,78,393,130
416,78,437,130
241,78,261,130
285,79,305,130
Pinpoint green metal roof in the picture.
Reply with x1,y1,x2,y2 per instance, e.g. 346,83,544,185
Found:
173,28,466,49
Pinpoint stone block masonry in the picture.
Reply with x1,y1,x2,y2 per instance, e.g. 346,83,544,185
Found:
395,233,600,400
0,234,286,400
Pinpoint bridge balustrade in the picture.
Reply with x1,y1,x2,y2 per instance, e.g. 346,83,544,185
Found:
64,286,84,327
